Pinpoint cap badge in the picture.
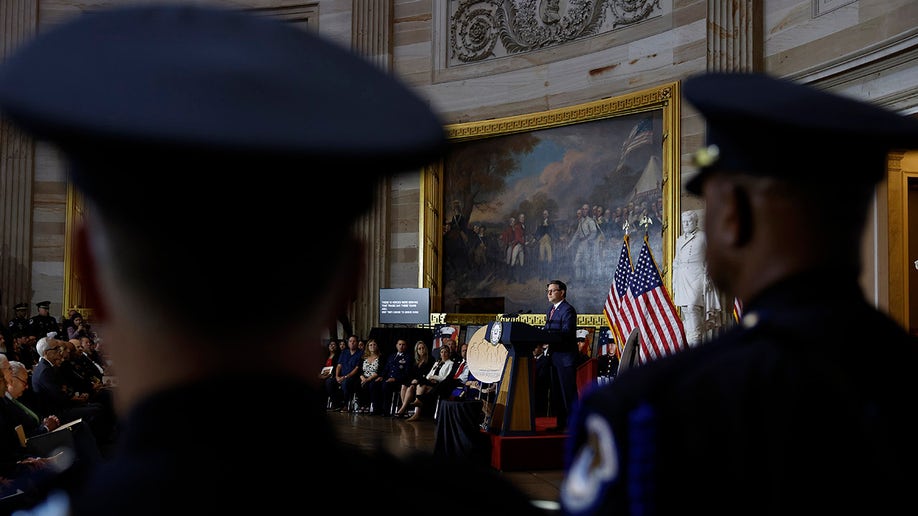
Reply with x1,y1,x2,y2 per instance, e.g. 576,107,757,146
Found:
691,144,720,168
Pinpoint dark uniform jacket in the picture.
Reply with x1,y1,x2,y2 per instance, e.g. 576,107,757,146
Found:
27,315,59,340
8,316,29,338
561,269,918,516
56,375,546,515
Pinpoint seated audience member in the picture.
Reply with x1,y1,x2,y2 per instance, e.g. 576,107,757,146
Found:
370,338,412,416
356,339,383,412
0,5,545,515
319,339,339,382
325,335,363,411
59,310,78,341
60,339,115,423
1,357,59,437
394,340,434,417
4,333,23,364
63,340,101,394
6,359,104,467
76,337,107,380
406,345,455,422
19,333,41,371
427,342,470,403
65,314,90,342
30,337,111,445
0,366,66,509
78,336,108,376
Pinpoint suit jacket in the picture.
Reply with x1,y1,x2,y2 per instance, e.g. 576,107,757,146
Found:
533,352,552,384
31,358,71,417
0,396,40,483
4,393,44,437
544,299,577,352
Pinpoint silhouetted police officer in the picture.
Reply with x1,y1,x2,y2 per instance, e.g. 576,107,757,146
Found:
0,5,543,516
560,72,918,516
8,303,30,338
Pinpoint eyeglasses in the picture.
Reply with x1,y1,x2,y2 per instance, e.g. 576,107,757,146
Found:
10,376,27,385
49,346,62,353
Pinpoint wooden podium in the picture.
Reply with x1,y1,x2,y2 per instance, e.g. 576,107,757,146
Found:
468,321,568,436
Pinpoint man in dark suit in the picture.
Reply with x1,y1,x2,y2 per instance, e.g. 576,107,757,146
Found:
30,338,108,444
542,280,578,432
532,344,552,417
0,5,544,515
559,72,918,516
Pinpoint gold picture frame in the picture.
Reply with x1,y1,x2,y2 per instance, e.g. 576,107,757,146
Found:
422,81,681,323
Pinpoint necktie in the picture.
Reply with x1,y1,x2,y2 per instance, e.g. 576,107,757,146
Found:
12,397,39,425
453,360,466,379
549,306,556,320
433,362,443,376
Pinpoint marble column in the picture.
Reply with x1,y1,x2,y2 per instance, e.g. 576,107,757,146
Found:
0,0,38,317
706,0,763,72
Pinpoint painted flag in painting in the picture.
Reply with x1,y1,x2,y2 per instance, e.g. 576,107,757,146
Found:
603,235,638,347
628,236,687,364
616,117,653,171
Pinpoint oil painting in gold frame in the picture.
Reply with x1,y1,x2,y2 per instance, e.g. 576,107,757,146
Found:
422,82,681,324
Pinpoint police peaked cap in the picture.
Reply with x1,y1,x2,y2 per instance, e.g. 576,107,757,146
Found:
0,4,446,212
684,72,918,195
14,303,28,311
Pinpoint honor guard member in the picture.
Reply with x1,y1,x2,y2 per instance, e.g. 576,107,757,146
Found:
0,4,545,516
8,303,30,338
559,72,918,516
27,301,59,340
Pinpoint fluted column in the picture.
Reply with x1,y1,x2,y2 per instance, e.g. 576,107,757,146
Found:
0,0,37,318
706,0,763,72
352,0,393,71
351,0,394,336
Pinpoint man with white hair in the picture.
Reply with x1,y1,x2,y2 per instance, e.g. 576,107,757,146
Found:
30,337,108,445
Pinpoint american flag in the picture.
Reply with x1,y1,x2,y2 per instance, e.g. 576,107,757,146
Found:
597,327,618,357
604,235,638,347
733,297,744,323
433,324,456,350
628,236,687,364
